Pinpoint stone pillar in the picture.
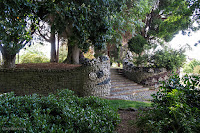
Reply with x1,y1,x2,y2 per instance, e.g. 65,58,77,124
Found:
81,56,111,97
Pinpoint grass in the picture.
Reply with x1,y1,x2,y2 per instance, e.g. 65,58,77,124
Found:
108,99,152,110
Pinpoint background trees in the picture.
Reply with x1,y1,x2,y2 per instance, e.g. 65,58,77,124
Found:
1,0,200,68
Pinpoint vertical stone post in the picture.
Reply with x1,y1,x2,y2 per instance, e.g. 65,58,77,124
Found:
81,56,111,97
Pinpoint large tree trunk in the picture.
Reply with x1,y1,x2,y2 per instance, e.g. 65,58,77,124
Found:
64,44,80,64
50,28,57,62
2,53,16,68
72,45,80,64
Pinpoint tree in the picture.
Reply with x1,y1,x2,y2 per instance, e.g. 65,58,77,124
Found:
36,0,125,64
0,0,37,68
107,0,156,61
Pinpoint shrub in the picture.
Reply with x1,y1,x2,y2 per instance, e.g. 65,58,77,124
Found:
20,53,49,63
137,74,200,132
0,89,120,133
150,48,186,71
128,34,149,56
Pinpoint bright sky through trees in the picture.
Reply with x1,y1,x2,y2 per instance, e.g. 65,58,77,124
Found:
169,30,200,61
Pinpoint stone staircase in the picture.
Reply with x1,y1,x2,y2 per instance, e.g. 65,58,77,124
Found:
105,68,157,102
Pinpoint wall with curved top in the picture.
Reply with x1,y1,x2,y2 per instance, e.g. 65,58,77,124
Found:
0,56,111,97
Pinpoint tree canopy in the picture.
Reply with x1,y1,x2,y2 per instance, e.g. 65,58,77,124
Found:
1,0,200,67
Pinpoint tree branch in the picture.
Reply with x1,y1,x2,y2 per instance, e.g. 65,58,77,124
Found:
37,29,51,42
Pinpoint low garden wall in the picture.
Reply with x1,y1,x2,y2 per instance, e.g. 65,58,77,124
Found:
123,58,170,88
0,56,111,97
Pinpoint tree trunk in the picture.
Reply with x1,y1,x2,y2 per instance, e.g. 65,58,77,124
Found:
64,44,80,64
2,53,16,68
50,28,57,63
56,35,60,63
72,45,80,64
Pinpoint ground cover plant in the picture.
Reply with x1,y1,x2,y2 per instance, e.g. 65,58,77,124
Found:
0,89,120,133
137,74,200,132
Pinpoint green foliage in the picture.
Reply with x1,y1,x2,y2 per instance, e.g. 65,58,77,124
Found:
147,0,193,42
128,34,149,55
0,89,120,133
133,54,149,67
150,47,186,70
19,44,49,63
38,0,125,51
183,59,200,74
20,53,49,63
137,74,200,132
0,0,37,55
131,47,186,70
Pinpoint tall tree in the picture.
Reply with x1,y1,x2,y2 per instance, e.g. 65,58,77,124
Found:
127,0,200,56
107,0,156,60
0,0,37,68
37,0,125,64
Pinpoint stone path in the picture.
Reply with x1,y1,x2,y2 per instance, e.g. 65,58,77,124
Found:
105,68,157,102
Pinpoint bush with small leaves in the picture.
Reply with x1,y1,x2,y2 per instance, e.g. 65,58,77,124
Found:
137,74,200,133
0,89,120,133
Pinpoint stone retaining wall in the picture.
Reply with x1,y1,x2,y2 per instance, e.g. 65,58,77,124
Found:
123,59,170,88
0,56,111,97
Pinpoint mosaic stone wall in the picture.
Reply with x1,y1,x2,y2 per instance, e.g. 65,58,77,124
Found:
123,58,170,88
80,56,111,97
0,56,111,97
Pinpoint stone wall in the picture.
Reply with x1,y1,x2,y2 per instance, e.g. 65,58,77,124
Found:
0,56,111,97
123,59,170,88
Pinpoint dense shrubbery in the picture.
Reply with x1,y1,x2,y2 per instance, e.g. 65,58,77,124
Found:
150,48,186,70
20,53,49,63
133,47,186,70
137,74,200,132
0,89,120,133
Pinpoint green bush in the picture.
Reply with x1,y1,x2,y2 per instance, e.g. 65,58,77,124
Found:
0,89,120,133
20,53,49,63
137,74,200,132
128,34,149,55
150,48,186,71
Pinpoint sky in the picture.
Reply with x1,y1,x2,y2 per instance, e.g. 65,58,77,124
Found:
169,30,200,61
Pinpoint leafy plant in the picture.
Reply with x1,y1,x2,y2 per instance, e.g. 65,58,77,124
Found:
0,89,120,133
132,54,149,67
183,59,200,74
150,47,186,71
20,53,49,63
128,34,149,56
137,74,200,132
0,0,38,68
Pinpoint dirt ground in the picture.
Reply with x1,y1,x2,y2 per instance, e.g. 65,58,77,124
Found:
116,110,140,133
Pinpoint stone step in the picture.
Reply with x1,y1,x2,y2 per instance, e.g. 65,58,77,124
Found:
110,75,125,78
111,85,145,90
111,78,133,81
110,87,149,96
111,80,135,84
111,83,138,87
106,90,156,101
